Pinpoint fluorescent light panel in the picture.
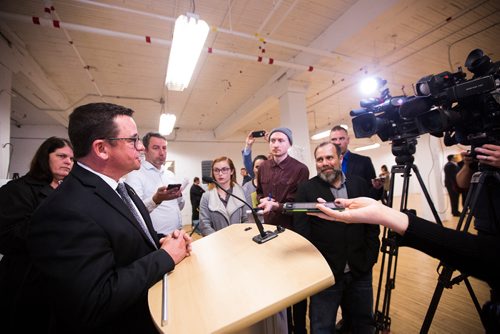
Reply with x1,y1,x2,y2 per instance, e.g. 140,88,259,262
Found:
165,13,209,91
159,113,176,135
354,143,380,152
310,124,349,140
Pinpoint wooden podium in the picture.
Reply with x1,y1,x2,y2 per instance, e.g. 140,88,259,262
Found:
148,224,334,333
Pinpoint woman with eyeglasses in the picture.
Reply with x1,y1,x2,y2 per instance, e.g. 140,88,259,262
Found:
0,136,74,333
199,156,248,236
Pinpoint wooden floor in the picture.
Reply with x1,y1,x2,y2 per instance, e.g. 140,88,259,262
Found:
371,215,489,334
183,214,489,333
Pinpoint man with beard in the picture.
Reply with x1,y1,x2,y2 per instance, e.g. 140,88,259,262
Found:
294,142,380,334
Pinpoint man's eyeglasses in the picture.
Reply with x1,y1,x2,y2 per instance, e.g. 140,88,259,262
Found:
105,136,142,149
213,167,231,174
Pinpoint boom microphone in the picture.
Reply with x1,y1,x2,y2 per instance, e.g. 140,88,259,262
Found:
201,176,278,244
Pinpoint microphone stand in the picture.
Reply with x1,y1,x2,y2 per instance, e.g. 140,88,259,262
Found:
202,176,279,244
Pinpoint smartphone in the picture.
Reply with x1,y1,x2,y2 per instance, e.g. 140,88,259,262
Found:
282,202,344,213
166,184,181,190
251,130,266,138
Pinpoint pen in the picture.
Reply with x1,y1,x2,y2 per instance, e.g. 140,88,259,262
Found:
268,192,272,201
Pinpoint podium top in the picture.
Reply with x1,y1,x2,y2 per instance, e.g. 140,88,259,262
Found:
148,224,334,333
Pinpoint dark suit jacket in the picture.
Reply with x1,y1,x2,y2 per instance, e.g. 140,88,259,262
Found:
0,175,54,333
444,161,459,189
28,164,175,334
345,151,383,200
293,175,380,281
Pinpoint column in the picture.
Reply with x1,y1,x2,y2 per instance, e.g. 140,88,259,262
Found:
0,64,12,179
278,80,313,172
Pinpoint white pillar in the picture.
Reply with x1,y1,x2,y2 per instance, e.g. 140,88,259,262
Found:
0,64,12,179
416,135,447,222
278,80,313,172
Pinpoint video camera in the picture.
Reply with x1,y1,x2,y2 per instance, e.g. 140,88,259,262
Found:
350,49,500,157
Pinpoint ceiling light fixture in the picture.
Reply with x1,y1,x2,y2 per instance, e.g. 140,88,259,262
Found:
311,130,331,141
354,143,380,152
165,13,209,91
310,124,349,140
158,97,176,135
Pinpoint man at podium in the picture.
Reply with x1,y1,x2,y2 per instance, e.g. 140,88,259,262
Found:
294,142,380,333
28,103,192,334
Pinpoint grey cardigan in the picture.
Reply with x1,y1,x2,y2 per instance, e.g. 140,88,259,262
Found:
199,184,248,236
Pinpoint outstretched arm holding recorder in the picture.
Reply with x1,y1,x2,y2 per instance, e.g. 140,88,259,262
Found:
309,197,500,285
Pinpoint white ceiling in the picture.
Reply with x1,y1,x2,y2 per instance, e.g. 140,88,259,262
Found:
1,0,499,146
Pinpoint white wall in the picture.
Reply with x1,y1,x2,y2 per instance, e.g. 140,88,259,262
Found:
8,124,270,225
8,124,466,224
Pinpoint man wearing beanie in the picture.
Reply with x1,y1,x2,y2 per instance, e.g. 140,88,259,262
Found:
257,127,309,334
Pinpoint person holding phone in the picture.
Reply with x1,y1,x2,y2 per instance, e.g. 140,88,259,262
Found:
293,142,380,334
241,130,269,179
126,132,185,236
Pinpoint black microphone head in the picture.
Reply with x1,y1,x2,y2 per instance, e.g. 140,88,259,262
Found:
202,176,214,183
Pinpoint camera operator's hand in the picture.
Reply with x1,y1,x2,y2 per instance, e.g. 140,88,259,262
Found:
475,144,500,169
308,197,409,235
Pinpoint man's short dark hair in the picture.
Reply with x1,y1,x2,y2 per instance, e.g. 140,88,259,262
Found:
447,154,455,162
330,125,348,134
314,141,342,159
68,103,134,158
142,132,166,149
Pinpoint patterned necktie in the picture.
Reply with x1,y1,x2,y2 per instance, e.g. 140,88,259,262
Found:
116,182,157,248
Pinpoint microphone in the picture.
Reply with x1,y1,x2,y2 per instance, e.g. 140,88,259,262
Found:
202,176,278,244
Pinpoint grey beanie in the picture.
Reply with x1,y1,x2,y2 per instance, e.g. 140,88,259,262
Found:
269,127,293,145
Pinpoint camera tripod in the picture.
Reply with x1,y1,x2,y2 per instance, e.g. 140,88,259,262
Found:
374,139,443,333
420,168,500,333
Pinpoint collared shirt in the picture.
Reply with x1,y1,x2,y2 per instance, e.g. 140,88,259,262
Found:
328,172,350,273
256,155,309,228
126,160,185,235
329,172,348,199
341,150,350,175
78,161,119,191
78,162,149,225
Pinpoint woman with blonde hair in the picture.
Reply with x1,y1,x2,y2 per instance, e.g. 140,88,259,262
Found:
199,156,248,236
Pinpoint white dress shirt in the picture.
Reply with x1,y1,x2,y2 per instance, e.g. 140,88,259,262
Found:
126,160,185,235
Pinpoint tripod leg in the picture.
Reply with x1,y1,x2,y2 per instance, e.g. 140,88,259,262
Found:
463,278,483,319
420,266,453,333
420,171,488,332
412,165,443,226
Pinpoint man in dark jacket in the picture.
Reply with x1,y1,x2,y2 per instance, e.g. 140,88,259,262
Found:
444,154,461,216
28,103,192,334
294,142,380,333
189,176,205,231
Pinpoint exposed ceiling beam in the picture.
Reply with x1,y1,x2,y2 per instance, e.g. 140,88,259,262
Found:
0,23,70,126
213,0,400,139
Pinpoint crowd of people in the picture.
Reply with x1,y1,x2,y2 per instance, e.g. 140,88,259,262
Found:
1,101,499,333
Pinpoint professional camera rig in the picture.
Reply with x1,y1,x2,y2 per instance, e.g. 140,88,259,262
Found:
350,48,500,158
349,49,500,333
